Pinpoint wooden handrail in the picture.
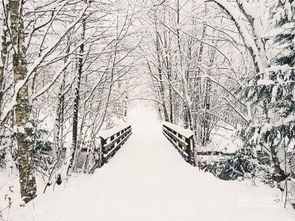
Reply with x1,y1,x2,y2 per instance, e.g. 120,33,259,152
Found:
100,125,132,165
84,124,132,173
162,122,195,166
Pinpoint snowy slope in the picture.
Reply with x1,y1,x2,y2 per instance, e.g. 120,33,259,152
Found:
4,107,295,221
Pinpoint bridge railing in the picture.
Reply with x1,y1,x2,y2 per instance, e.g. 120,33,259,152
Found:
99,124,132,165
80,124,132,173
162,122,195,166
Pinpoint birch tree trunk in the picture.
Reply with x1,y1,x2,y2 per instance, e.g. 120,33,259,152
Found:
0,1,8,115
9,0,36,203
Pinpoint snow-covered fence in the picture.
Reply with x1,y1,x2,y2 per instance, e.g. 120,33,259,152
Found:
162,122,195,165
82,124,132,173
99,124,132,166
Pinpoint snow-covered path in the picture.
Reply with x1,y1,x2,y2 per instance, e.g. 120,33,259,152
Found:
14,107,295,221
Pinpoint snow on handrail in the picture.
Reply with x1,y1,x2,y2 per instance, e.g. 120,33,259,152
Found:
99,123,131,139
162,121,195,165
162,121,194,138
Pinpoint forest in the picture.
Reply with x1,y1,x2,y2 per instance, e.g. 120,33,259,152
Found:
0,0,295,220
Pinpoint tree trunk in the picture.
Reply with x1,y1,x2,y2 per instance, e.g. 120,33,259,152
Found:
175,0,192,130
162,10,173,123
54,35,71,170
201,36,217,146
154,18,169,122
195,22,207,144
262,102,287,183
0,1,8,115
9,0,37,203
68,16,86,174
269,142,287,183
201,78,211,146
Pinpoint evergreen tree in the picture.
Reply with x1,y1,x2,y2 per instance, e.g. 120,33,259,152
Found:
239,0,295,184
272,0,295,66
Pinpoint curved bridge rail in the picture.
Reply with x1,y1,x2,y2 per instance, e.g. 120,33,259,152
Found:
162,122,195,166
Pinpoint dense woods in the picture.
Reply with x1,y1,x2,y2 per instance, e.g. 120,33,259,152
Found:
0,0,294,214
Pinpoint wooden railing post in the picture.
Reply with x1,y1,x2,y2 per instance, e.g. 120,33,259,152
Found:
100,137,106,167
188,136,195,166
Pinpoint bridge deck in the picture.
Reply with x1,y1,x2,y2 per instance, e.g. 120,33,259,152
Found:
13,107,295,221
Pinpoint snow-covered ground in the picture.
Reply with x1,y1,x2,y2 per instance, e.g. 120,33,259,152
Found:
1,106,295,221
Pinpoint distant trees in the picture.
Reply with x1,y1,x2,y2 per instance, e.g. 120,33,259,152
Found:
143,0,246,146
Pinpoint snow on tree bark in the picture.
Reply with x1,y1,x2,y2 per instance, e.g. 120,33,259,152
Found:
0,0,8,117
9,0,36,203
68,15,86,174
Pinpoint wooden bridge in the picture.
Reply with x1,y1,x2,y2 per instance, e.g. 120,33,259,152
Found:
83,120,234,172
